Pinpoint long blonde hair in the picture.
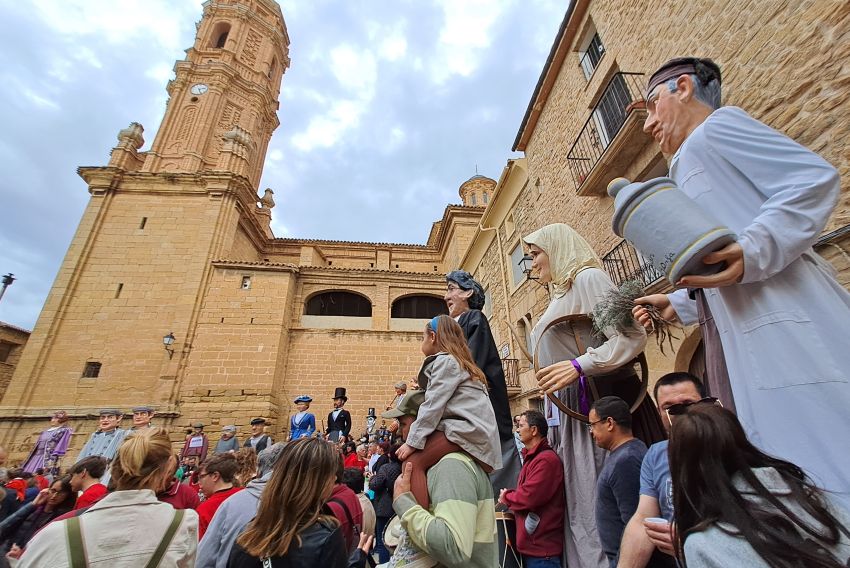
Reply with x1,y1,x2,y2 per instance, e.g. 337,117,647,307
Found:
237,437,340,558
110,427,173,491
427,314,486,385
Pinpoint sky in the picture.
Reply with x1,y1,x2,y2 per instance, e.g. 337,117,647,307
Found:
0,0,566,330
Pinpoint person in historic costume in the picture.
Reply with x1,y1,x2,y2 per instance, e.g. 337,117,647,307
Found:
326,387,352,442
632,57,850,508
288,395,316,440
22,411,73,477
525,223,666,568
129,405,155,432
76,408,128,486
181,422,209,465
244,418,273,453
444,270,522,492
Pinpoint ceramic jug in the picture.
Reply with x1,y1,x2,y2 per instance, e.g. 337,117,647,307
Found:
608,177,736,284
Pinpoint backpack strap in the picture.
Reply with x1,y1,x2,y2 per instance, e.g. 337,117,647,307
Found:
327,497,354,527
144,509,185,568
65,516,88,568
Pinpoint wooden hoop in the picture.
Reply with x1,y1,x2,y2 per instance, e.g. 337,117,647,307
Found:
533,314,649,423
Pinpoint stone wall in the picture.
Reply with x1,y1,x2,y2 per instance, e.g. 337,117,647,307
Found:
0,324,29,403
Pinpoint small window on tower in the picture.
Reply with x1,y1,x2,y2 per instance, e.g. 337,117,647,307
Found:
139,217,147,230
82,362,102,379
241,276,251,289
269,57,278,80
115,283,123,299
209,22,231,49
471,193,477,206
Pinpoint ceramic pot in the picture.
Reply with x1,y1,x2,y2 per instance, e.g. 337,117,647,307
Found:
608,177,736,284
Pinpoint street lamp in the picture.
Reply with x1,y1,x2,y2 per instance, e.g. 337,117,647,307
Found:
518,254,548,288
163,332,176,359
0,273,15,303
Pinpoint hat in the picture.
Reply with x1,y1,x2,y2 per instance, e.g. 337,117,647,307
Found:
646,57,721,98
250,417,268,425
132,406,154,413
383,515,404,549
98,408,122,416
193,422,204,429
383,390,425,419
294,395,313,404
393,381,407,390
332,387,348,401
367,407,376,418
446,270,485,310
222,425,237,432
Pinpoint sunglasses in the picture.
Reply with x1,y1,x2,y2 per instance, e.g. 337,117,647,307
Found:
664,397,721,422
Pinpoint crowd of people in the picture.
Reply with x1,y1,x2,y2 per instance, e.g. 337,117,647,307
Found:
1,55,849,567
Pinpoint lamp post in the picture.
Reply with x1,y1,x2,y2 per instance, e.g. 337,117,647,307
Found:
163,332,176,359
0,273,15,303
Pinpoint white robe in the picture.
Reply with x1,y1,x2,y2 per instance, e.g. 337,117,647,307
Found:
666,106,850,506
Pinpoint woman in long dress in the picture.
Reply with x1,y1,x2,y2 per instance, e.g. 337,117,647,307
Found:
524,223,665,568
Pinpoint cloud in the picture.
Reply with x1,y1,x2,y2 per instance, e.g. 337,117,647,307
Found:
429,0,513,84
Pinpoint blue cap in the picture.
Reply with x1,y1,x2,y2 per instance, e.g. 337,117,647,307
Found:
294,395,313,404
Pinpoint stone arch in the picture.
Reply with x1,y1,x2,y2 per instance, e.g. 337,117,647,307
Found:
209,21,231,49
390,294,449,319
304,290,372,317
674,327,705,380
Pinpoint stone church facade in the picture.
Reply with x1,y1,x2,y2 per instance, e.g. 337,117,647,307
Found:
2,0,849,462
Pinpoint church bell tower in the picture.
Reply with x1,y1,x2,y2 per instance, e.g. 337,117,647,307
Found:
141,0,290,188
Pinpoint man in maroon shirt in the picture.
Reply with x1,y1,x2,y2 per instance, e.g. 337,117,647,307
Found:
196,453,242,538
69,456,109,510
498,409,565,568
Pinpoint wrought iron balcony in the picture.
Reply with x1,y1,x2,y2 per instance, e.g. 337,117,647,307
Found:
502,358,521,391
602,239,665,290
567,72,650,196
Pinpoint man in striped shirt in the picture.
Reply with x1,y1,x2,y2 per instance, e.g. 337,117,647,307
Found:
389,394,498,568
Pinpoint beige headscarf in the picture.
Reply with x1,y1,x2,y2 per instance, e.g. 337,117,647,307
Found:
523,223,603,298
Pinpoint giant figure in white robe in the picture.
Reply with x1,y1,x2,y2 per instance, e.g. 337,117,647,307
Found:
637,58,850,508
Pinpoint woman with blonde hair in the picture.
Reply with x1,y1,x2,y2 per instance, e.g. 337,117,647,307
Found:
18,427,198,567
228,437,372,567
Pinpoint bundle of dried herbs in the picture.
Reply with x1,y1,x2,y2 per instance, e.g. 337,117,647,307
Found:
591,279,680,355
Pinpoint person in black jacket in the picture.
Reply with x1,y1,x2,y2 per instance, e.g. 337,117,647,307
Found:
326,388,352,442
445,270,522,492
228,438,372,568
368,443,402,564
0,476,75,557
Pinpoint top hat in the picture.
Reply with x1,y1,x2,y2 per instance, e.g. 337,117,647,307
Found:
332,387,348,401
367,407,376,418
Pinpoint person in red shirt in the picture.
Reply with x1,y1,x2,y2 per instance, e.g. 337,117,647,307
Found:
196,453,242,538
69,456,109,510
33,469,49,491
343,443,368,471
325,454,364,555
498,409,566,568
5,469,27,501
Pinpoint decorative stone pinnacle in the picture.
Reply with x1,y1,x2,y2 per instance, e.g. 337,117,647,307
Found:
117,122,145,149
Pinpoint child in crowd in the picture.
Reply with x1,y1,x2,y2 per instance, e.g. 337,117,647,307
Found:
395,314,501,506
383,314,500,567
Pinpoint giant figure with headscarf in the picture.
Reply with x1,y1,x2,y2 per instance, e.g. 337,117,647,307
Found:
445,270,522,491
524,223,666,568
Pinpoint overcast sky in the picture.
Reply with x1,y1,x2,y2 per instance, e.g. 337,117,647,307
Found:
0,0,565,330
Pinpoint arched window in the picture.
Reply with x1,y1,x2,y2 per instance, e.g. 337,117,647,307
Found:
391,296,448,319
305,291,372,317
209,22,231,49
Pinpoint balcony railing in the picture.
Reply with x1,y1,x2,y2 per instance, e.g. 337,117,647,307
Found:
602,239,664,289
502,358,520,389
567,72,646,192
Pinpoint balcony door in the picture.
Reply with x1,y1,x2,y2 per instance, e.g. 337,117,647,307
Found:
591,73,631,147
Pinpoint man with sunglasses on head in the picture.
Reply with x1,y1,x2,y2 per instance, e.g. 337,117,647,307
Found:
633,57,850,510
617,372,718,568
